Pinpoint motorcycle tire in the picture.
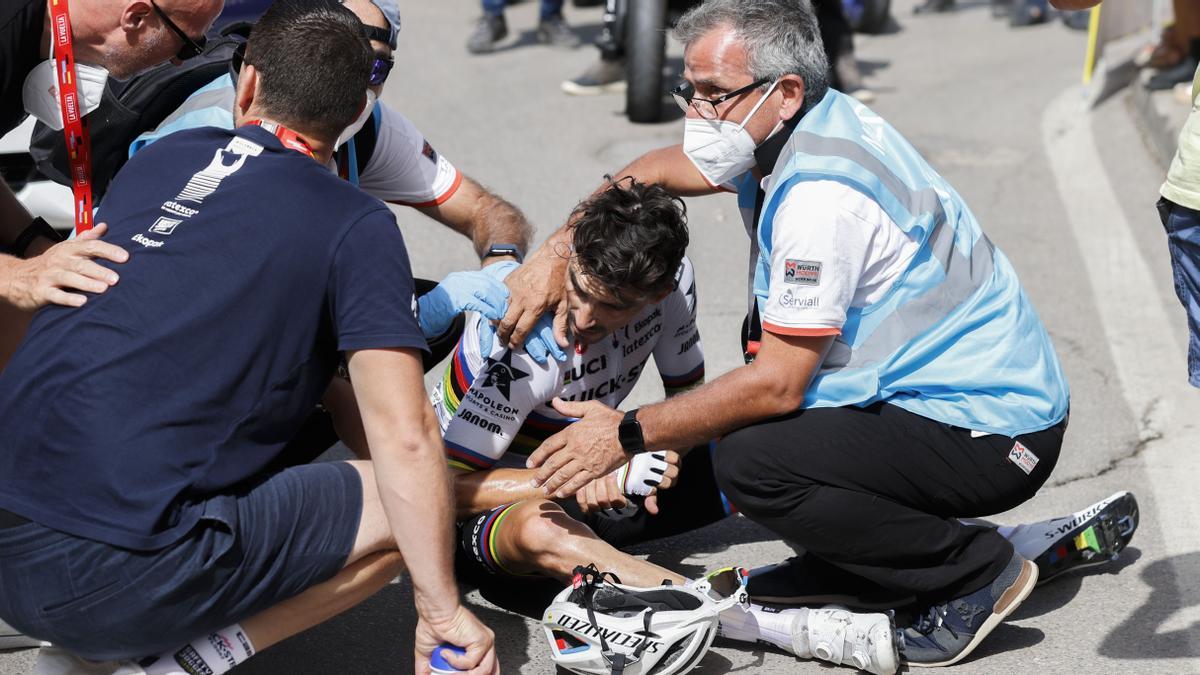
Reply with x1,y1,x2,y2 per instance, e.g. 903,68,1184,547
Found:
625,0,668,123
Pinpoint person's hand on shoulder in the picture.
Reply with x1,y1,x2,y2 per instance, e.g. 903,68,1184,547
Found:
477,259,567,364
491,242,570,363
2,223,128,310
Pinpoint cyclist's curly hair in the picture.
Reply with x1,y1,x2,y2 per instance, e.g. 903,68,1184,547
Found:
570,177,689,303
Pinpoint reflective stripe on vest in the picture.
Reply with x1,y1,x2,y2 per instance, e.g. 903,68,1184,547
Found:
760,123,997,374
748,91,1066,435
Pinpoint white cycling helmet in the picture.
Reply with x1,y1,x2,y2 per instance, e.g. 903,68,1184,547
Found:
543,565,748,675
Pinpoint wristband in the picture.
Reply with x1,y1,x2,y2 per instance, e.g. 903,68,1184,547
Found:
11,217,64,259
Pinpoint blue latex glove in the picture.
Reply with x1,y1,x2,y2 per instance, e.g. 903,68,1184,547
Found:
476,261,567,365
418,270,509,338
478,310,566,365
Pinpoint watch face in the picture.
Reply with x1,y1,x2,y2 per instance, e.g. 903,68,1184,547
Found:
487,245,522,262
619,415,643,453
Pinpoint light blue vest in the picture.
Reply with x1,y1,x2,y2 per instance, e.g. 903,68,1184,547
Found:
748,91,1069,436
128,74,378,185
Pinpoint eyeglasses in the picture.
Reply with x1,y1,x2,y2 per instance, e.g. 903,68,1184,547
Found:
150,0,206,61
370,54,394,87
670,78,769,120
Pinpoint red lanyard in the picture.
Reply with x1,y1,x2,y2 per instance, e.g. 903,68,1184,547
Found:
48,0,93,235
248,120,316,159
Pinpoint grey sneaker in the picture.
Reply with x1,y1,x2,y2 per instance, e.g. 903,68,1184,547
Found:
901,551,1037,667
561,58,626,95
536,15,581,49
0,618,42,650
467,14,507,54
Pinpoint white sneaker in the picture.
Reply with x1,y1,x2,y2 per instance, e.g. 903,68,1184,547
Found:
800,605,899,675
33,646,145,675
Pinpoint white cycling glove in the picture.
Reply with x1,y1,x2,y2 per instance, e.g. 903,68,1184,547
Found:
611,451,671,497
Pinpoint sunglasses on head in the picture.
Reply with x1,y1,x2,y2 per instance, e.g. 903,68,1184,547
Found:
233,43,391,88
150,0,206,61
369,54,393,87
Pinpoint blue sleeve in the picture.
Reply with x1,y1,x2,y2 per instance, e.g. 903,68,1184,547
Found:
328,208,429,353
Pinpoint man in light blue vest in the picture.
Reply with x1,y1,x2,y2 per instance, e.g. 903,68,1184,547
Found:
518,0,1071,667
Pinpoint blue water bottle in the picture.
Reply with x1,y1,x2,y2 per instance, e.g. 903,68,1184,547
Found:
430,643,466,674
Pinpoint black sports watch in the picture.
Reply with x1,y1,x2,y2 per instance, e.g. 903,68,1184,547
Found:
618,408,645,456
482,243,523,264
11,217,64,259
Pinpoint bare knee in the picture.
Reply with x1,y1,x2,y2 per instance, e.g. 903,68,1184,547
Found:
502,500,599,574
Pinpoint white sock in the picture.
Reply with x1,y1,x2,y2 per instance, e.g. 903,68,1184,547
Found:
718,603,809,656
139,624,255,675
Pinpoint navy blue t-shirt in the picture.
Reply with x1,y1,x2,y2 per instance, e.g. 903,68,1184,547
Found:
0,125,427,550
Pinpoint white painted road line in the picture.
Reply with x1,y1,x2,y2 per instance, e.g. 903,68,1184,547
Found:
1043,85,1200,655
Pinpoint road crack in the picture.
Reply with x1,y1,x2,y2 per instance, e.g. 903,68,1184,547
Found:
1047,397,1164,488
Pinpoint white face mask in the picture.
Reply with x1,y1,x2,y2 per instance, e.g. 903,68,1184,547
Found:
682,79,779,187
22,58,109,131
335,90,377,150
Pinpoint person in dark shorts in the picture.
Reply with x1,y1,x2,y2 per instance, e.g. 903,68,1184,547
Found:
0,2,496,673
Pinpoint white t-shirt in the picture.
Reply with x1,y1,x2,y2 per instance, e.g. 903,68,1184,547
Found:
761,180,920,336
356,102,462,207
130,76,463,209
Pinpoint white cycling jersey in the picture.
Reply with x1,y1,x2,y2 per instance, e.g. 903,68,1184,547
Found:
431,258,705,471
129,74,462,207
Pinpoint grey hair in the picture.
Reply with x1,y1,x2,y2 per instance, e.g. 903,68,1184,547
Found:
674,0,829,114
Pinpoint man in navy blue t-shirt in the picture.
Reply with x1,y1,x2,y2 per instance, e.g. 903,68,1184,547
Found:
0,3,498,674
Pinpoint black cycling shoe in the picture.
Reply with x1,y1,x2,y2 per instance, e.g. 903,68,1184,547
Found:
1013,491,1140,586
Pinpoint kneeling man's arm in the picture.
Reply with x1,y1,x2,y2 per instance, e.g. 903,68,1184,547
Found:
529,331,833,497
348,347,495,670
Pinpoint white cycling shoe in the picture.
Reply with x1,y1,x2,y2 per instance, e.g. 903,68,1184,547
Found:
799,605,900,675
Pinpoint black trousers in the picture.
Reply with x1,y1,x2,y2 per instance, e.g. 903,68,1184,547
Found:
715,402,1065,603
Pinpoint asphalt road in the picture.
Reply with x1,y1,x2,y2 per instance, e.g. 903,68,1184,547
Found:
4,0,1199,673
